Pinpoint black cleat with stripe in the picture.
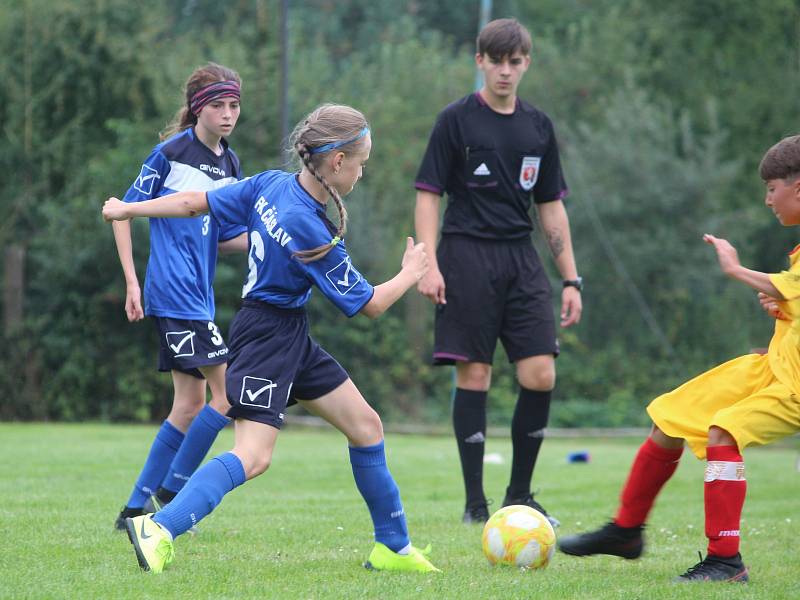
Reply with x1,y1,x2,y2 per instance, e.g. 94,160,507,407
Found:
558,521,644,559
675,552,749,583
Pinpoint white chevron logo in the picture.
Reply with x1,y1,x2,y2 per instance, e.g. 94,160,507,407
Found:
473,163,491,176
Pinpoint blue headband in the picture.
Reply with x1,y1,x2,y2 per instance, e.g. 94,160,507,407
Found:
309,127,370,155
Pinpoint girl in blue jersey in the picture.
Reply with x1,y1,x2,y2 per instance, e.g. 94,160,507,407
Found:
113,63,248,531
103,104,440,574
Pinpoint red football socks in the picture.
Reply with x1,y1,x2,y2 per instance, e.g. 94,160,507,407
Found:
614,437,683,528
704,444,746,557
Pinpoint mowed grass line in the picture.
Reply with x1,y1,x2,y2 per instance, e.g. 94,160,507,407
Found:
1,422,798,599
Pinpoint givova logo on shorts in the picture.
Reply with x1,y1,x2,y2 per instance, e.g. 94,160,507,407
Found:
240,376,277,409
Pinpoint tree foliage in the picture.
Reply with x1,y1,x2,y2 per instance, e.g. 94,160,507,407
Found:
1,0,798,424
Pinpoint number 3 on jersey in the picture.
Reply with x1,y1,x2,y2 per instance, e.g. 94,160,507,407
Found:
242,231,265,297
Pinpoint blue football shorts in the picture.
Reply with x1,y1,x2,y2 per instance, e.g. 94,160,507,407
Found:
153,316,230,379
224,300,349,428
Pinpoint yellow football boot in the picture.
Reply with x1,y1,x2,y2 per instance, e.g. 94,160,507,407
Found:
364,542,441,573
125,514,175,573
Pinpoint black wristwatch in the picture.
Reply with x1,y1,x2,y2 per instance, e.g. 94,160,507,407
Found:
563,277,583,292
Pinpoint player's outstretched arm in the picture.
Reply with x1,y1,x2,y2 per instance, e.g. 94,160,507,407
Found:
703,234,784,298
360,237,428,319
102,191,209,221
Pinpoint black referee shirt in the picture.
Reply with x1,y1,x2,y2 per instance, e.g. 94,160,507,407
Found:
415,92,568,240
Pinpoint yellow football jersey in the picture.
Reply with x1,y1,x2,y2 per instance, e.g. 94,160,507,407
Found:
767,244,800,394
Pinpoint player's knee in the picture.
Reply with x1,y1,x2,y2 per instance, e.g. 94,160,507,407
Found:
241,452,271,479
707,425,736,447
208,394,231,415
650,425,684,449
456,363,492,390
249,457,271,478
168,398,204,429
517,367,555,391
173,390,205,411
349,407,384,447
514,354,556,391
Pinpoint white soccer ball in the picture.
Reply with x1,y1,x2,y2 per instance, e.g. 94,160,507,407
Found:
481,505,556,569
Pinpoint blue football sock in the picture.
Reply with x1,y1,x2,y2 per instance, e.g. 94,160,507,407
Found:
152,452,245,538
161,404,229,494
126,420,184,508
349,441,410,553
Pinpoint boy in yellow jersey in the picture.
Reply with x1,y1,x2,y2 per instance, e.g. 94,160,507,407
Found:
558,134,800,583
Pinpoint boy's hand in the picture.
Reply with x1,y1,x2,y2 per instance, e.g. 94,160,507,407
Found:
758,291,790,321
103,197,130,221
703,234,741,275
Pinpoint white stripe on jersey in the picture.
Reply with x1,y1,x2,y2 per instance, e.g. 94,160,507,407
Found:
704,460,745,482
164,161,238,193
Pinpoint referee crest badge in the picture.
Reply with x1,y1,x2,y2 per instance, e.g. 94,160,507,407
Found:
520,156,541,191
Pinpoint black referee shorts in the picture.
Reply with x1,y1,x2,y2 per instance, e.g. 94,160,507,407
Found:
432,235,559,366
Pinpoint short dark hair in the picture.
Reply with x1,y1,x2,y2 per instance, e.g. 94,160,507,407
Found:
759,134,800,181
476,18,532,59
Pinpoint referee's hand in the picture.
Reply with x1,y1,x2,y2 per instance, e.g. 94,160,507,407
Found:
417,266,446,305
560,286,582,327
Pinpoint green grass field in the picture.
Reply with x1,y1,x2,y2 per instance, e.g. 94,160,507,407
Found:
1,423,798,599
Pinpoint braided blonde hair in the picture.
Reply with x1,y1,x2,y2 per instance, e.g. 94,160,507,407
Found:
288,104,369,263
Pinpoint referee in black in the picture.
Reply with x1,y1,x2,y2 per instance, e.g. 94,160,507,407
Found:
414,18,581,526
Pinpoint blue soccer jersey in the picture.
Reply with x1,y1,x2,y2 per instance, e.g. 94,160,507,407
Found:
123,128,246,320
207,171,374,317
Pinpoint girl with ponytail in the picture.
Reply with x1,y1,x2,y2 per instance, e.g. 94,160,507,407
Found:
103,104,440,574
112,63,248,532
